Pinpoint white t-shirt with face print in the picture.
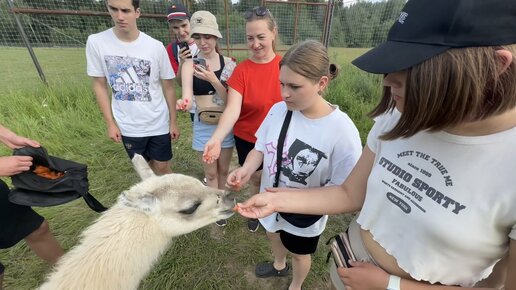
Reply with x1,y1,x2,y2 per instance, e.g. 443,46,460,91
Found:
255,102,362,237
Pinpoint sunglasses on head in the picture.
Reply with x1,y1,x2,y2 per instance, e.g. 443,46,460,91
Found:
244,6,269,19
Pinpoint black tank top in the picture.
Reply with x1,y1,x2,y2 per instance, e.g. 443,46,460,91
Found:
193,54,225,95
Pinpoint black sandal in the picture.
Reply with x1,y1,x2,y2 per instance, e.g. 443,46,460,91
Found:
255,262,290,278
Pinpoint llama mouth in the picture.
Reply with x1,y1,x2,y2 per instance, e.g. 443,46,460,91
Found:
220,209,235,217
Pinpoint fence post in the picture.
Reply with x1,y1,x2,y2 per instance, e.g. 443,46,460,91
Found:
323,0,336,47
6,0,48,86
223,0,231,57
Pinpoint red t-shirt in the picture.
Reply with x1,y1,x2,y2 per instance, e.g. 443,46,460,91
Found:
227,55,282,143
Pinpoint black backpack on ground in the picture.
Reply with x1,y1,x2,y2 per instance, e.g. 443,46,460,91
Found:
8,146,107,213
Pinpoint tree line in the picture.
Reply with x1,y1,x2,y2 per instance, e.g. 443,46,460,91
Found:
0,0,406,48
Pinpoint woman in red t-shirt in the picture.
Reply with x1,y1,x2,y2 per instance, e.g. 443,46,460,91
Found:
203,7,282,233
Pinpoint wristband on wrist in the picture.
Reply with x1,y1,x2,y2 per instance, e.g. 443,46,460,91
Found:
386,275,401,290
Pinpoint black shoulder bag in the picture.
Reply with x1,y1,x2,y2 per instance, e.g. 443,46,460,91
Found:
275,110,322,228
8,146,108,213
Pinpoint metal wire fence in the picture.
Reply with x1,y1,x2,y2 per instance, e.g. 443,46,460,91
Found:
0,0,405,88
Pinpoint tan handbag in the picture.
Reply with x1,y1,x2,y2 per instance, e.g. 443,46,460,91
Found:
196,94,225,125
195,59,236,125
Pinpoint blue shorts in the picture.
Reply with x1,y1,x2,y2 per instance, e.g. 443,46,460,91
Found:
192,112,234,151
121,133,172,162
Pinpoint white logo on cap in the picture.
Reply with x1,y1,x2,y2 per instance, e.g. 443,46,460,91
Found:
398,12,408,24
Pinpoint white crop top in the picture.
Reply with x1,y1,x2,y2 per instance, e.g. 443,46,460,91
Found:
357,110,516,286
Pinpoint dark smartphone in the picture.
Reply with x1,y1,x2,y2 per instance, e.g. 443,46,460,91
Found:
340,232,357,262
331,232,355,268
338,236,353,268
179,41,191,58
193,58,207,70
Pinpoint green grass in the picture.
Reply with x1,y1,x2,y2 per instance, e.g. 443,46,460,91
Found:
0,47,379,290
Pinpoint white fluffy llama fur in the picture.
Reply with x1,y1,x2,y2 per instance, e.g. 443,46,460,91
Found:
39,154,234,290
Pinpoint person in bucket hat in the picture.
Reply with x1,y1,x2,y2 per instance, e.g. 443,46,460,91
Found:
177,10,237,228
234,0,516,289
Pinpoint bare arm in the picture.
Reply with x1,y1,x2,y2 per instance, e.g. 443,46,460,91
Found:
91,77,121,142
227,149,263,190
0,124,39,176
209,86,242,142
178,59,194,111
203,87,243,163
339,260,500,290
162,78,179,140
0,125,40,149
237,146,375,217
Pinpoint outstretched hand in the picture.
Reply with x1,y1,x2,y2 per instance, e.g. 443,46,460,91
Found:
176,98,192,112
226,167,251,191
236,192,277,219
203,138,221,164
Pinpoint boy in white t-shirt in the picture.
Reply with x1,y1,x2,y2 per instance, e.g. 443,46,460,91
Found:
86,0,179,175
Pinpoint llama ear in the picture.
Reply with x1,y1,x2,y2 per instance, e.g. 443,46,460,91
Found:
119,191,158,212
131,154,156,180
137,193,158,213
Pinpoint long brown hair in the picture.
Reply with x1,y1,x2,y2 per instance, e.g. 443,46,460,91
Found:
370,44,516,140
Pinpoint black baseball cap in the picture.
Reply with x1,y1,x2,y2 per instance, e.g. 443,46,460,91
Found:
167,3,189,21
352,0,516,74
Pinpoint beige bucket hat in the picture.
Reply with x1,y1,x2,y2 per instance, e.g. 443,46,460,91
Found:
190,11,223,39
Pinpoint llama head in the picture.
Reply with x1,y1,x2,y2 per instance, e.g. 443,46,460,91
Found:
118,154,235,236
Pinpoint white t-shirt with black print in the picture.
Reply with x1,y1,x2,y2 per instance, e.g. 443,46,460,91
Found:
256,102,362,237
86,28,175,137
357,109,516,286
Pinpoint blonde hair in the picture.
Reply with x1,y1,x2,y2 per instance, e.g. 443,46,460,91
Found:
370,44,516,140
280,40,340,84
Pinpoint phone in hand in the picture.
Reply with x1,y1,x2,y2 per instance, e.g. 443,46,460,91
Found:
193,58,207,70
178,41,192,59
330,232,356,268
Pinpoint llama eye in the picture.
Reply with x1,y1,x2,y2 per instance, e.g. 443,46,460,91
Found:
179,201,201,215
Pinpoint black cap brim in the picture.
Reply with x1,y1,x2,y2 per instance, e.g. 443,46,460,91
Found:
351,41,450,74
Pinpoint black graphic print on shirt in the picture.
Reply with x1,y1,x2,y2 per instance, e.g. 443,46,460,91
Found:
105,55,151,101
280,139,327,185
378,150,466,215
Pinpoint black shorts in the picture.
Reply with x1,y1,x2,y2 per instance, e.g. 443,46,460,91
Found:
234,135,263,170
0,180,44,249
121,133,172,162
278,230,320,255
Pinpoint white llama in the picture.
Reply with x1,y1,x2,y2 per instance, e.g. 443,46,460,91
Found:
39,154,235,290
